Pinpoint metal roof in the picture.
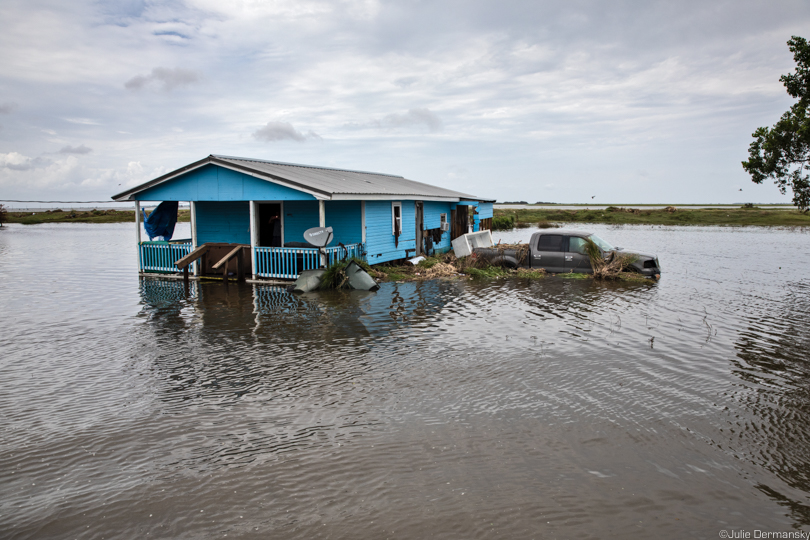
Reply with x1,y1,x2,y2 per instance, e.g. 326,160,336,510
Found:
112,155,490,202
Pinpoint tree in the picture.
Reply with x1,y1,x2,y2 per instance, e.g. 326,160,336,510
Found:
742,36,810,212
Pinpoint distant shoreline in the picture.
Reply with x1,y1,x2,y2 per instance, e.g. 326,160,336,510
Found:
3,209,191,225
3,206,808,227
495,203,796,209
493,206,810,228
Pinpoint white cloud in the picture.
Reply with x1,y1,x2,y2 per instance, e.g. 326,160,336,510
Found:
0,152,50,171
253,121,321,142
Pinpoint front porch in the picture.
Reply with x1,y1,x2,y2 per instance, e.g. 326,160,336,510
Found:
135,194,367,281
138,240,366,281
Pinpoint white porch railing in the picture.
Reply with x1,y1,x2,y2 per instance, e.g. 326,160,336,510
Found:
139,241,193,273
254,243,365,279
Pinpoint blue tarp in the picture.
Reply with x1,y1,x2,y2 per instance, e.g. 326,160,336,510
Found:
143,201,178,241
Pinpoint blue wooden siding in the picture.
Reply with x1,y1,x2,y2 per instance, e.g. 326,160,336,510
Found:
196,201,250,244
365,200,416,264
282,200,362,246
136,164,317,202
478,202,493,219
326,201,362,246
283,201,319,245
423,201,452,253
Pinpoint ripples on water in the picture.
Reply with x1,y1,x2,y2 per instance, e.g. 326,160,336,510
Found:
1,223,810,539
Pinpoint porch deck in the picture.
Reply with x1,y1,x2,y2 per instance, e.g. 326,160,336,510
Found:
139,241,365,280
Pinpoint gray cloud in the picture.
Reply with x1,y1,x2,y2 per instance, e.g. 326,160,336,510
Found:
253,121,321,143
58,144,92,155
376,108,444,133
0,103,17,114
0,154,52,171
124,67,201,91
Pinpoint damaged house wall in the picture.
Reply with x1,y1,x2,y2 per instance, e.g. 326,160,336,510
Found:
365,200,416,264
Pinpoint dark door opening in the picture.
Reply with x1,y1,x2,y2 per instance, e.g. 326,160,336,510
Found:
451,205,470,241
258,203,282,247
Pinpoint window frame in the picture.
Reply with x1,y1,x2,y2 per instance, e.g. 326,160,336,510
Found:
536,234,566,253
392,202,402,235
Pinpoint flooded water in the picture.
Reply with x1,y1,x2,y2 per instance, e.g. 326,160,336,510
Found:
2,222,810,539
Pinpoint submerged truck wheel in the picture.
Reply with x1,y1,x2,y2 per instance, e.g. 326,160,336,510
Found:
493,257,518,269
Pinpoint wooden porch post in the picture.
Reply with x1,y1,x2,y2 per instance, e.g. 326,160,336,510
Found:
249,201,258,279
134,201,142,272
190,201,198,276
319,200,326,267
361,201,366,244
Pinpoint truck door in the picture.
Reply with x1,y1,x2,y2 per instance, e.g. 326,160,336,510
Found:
565,236,593,273
531,234,566,272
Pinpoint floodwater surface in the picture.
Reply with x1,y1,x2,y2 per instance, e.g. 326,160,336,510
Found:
1,223,810,539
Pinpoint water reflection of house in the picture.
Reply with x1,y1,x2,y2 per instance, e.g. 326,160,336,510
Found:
113,155,493,280
139,278,454,353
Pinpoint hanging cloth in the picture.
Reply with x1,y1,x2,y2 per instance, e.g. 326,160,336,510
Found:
143,201,179,241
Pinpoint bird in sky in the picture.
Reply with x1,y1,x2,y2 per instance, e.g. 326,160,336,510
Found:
739,188,743,191
591,196,595,199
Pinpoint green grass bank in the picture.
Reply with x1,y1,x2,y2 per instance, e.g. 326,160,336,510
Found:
4,209,191,225
494,206,810,227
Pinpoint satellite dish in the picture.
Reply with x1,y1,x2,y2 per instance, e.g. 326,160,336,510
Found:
303,226,333,247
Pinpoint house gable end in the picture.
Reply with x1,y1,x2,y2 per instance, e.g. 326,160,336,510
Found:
134,164,317,202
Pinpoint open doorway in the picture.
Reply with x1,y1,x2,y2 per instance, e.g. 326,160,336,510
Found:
258,203,282,247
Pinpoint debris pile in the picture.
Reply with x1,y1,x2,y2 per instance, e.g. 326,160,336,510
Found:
583,239,638,280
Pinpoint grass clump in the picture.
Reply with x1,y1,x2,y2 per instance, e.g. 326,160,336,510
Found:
514,268,547,279
491,215,516,230
416,255,443,269
319,257,380,289
558,272,590,279
465,266,512,279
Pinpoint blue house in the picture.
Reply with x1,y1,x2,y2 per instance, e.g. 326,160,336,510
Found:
112,155,494,280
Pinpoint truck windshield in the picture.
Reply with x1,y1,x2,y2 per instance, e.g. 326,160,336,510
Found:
587,234,614,252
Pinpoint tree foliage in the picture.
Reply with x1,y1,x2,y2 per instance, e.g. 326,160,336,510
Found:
742,36,810,212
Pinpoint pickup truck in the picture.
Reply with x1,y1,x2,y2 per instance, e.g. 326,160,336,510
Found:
474,229,662,277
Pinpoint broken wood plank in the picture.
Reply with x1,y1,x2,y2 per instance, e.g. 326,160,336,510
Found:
212,245,248,270
176,244,210,269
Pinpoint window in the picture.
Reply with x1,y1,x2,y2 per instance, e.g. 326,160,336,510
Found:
587,234,614,252
536,234,564,252
440,213,447,227
392,202,402,235
568,237,589,255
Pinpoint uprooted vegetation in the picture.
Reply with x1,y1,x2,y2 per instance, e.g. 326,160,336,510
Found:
582,238,640,280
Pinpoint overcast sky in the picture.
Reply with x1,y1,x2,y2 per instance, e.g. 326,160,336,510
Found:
1,0,809,205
